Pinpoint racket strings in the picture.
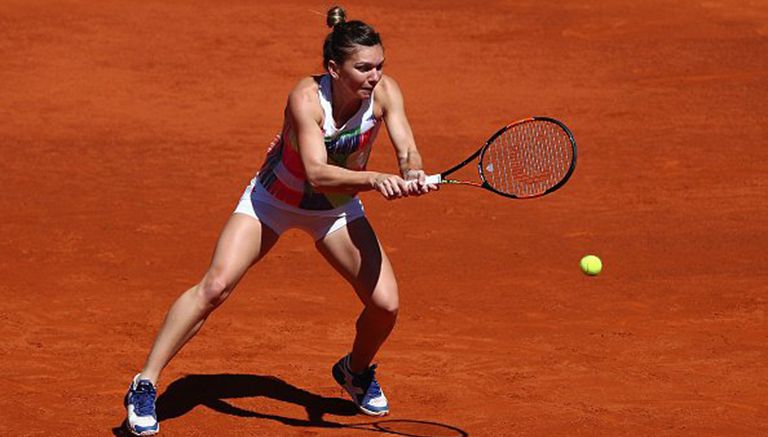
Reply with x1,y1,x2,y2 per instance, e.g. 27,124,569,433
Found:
483,120,574,197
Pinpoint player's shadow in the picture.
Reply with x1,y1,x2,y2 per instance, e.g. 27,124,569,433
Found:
111,373,354,436
159,373,357,425
112,373,469,436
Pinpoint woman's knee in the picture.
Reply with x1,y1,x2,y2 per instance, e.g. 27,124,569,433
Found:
195,270,235,308
367,285,399,319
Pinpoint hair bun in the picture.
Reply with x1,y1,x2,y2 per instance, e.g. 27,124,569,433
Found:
326,6,346,28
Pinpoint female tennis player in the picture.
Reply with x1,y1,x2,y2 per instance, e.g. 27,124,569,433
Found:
123,6,437,435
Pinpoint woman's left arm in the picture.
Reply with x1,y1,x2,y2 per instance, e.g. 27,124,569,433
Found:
379,76,437,195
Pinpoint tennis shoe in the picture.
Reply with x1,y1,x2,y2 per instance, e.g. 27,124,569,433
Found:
332,354,389,416
124,374,159,436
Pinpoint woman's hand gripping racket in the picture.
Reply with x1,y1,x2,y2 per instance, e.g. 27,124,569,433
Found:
419,116,577,199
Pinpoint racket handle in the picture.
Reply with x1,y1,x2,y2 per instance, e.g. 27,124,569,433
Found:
406,174,442,187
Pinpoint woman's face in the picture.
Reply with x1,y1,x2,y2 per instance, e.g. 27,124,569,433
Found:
330,44,385,100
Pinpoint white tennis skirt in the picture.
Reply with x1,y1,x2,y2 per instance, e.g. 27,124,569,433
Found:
233,177,366,241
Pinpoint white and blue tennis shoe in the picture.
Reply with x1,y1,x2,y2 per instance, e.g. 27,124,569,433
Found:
332,354,389,416
124,374,159,436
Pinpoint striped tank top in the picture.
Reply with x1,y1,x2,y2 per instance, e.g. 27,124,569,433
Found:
257,74,381,210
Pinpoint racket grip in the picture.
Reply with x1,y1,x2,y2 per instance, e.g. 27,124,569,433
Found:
406,174,442,187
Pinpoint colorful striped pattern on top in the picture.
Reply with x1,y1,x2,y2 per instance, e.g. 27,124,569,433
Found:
257,74,381,210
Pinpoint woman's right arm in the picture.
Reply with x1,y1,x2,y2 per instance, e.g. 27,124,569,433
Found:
289,84,410,199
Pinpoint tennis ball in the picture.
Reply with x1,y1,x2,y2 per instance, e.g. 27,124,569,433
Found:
580,255,602,276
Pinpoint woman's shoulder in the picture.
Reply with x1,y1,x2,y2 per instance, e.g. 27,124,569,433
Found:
288,75,322,100
375,75,404,101
374,74,404,114
286,75,324,118
376,74,400,95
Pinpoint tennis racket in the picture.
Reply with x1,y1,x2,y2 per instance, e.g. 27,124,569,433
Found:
421,116,577,199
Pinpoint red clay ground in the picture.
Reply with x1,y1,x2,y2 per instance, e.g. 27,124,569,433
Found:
1,0,767,435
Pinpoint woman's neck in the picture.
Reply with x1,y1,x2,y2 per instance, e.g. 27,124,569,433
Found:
330,80,363,129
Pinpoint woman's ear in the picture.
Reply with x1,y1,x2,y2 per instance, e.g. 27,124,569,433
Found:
327,60,341,79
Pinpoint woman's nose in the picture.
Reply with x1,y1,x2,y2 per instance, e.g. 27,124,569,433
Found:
370,69,382,82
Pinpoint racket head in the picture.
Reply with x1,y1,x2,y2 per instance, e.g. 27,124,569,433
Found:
477,116,577,199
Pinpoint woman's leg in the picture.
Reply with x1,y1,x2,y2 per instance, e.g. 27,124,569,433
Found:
139,213,279,384
315,217,399,373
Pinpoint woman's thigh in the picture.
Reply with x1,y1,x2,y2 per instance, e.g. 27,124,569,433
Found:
204,213,280,289
314,217,398,310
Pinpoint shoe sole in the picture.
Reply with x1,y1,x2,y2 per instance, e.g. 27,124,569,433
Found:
128,428,159,436
126,422,159,436
358,405,390,416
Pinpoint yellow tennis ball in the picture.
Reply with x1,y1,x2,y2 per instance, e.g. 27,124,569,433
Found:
580,255,602,276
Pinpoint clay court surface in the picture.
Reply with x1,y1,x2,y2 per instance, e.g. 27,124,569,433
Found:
2,0,767,435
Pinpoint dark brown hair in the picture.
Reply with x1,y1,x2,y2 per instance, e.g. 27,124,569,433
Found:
322,6,382,68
